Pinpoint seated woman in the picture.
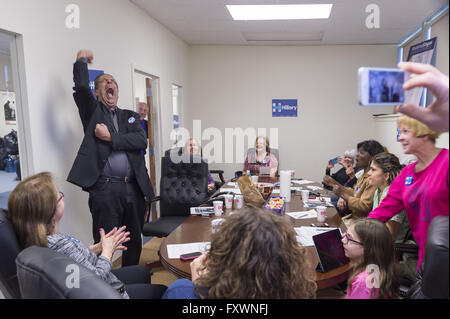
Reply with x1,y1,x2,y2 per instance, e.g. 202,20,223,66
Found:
368,115,449,272
343,219,400,299
163,207,317,299
368,152,417,281
186,138,215,193
323,140,385,225
243,136,278,177
7,172,167,299
324,149,361,191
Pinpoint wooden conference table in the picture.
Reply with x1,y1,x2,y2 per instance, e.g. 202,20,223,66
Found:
159,177,352,290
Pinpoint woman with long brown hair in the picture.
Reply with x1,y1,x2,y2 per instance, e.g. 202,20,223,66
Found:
8,172,167,299
163,207,317,299
342,218,400,299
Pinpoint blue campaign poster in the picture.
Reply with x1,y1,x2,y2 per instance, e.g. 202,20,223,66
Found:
272,99,298,117
88,69,104,98
173,114,179,129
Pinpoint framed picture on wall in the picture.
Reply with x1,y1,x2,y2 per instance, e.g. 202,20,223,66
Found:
1,91,16,125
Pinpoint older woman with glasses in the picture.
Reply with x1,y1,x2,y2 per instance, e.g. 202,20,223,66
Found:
8,172,167,299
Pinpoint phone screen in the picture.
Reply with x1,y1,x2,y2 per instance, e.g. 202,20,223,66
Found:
331,157,338,165
368,69,404,104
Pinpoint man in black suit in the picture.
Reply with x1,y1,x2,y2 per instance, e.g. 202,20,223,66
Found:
67,50,154,266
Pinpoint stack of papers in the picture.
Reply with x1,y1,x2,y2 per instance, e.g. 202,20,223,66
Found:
292,180,315,185
307,185,323,191
219,188,241,194
294,227,338,247
285,210,317,219
167,242,211,259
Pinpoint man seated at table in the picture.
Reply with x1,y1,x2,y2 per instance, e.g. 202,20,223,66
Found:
243,136,278,177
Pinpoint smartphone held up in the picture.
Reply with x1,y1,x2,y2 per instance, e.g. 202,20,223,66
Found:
358,67,406,106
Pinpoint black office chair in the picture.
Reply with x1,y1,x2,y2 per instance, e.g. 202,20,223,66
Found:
0,209,21,299
142,154,209,268
16,246,122,299
165,147,225,191
406,215,449,299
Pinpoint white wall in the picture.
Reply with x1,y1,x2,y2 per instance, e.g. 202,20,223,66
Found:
0,0,189,246
187,45,397,182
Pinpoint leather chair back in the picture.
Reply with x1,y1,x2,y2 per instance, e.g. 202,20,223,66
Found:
0,209,21,299
16,246,121,299
407,215,449,299
160,155,208,217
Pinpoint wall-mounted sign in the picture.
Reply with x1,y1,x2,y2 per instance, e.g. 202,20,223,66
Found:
272,99,298,117
88,69,104,98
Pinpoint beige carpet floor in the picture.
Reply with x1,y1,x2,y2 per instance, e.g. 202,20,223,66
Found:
113,237,179,287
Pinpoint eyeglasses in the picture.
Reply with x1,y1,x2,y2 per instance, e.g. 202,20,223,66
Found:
342,231,362,245
57,191,64,202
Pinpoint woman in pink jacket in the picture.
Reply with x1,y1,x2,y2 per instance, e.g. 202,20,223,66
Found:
368,115,449,271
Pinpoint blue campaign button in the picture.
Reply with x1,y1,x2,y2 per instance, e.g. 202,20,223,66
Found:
405,175,413,186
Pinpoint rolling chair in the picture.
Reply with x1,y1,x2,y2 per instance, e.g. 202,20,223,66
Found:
16,246,122,299
142,154,209,269
406,215,448,299
165,147,225,192
0,209,21,299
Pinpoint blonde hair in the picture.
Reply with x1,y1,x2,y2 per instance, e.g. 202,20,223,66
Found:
397,115,440,143
185,138,201,155
8,172,58,249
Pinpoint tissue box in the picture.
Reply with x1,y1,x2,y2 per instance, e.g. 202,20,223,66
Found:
263,196,285,215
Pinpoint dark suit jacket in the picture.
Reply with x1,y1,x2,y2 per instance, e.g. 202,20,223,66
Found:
67,60,154,202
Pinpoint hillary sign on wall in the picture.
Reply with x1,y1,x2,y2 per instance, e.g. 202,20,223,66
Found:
272,99,298,117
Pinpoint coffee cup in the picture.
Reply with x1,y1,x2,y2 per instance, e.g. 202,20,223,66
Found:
224,194,233,209
213,201,223,216
234,195,244,209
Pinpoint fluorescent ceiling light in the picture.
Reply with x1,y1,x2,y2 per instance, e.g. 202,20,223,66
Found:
226,4,333,21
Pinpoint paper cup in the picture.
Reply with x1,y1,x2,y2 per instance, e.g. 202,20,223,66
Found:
301,190,310,202
316,206,327,222
211,218,225,233
234,195,244,209
213,201,223,216
224,195,233,209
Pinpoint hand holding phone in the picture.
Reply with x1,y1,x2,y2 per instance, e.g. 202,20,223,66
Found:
359,67,406,106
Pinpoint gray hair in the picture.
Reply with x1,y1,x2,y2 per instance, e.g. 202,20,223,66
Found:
344,149,357,159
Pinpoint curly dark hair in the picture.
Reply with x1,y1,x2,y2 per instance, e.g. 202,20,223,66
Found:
194,207,317,299
371,152,404,185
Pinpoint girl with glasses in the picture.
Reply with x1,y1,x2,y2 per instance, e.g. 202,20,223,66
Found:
342,219,400,299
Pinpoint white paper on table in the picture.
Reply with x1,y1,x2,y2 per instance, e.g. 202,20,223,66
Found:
286,210,317,219
166,242,211,259
294,227,338,247
220,188,241,194
292,180,315,185
227,182,237,187
291,186,304,191
307,185,323,191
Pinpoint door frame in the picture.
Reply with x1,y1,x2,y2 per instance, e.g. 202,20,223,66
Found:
2,29,33,178
130,64,163,209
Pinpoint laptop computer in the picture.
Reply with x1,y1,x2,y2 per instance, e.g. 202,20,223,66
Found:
312,228,350,273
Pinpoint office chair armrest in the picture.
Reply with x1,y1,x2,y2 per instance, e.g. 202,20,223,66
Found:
151,196,161,203
210,170,225,183
395,243,419,255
